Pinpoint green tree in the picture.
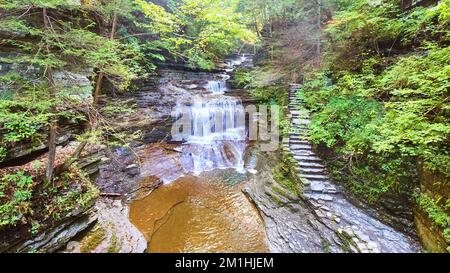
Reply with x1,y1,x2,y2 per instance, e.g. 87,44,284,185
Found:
0,0,139,181
137,0,257,69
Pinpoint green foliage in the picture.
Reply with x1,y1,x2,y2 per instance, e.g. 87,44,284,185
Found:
0,99,53,155
249,85,286,104
416,193,450,252
0,168,99,230
0,146,6,162
373,45,450,175
235,66,288,104
324,0,450,72
309,95,382,151
234,68,255,88
238,0,333,34
298,0,450,202
416,193,450,229
0,171,34,227
137,0,257,69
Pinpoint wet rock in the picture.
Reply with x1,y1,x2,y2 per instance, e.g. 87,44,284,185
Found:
64,199,147,253
97,147,141,196
186,84,198,89
310,181,325,192
6,207,97,253
66,241,81,252
125,164,140,176
138,143,185,184
100,157,110,163
53,70,93,102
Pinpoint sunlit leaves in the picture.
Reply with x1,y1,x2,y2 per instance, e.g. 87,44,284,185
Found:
137,0,257,69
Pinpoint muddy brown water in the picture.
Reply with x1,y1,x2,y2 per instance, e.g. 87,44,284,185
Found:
129,172,268,253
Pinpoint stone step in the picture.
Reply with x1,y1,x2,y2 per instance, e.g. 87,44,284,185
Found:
310,181,327,193
298,173,329,181
291,126,310,130
291,113,309,118
291,124,310,129
290,110,309,116
297,161,326,168
291,125,310,130
323,187,339,194
299,167,326,175
289,106,303,109
293,155,322,162
305,193,334,202
290,133,310,138
291,130,310,135
290,144,313,150
292,119,311,126
291,150,316,156
290,140,309,145
290,129,310,134
290,139,309,144
309,184,340,195
290,135,309,141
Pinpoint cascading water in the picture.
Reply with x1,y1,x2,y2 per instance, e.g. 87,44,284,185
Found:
206,73,230,94
176,97,246,175
225,55,248,72
206,80,227,94
171,56,249,177
130,54,269,253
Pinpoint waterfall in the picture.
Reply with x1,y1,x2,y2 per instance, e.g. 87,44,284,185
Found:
173,97,247,176
225,55,248,72
170,55,250,177
206,80,227,94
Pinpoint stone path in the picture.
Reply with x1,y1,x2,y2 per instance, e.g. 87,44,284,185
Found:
278,83,420,253
283,84,339,197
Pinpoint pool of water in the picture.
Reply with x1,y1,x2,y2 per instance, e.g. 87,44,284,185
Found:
129,172,268,253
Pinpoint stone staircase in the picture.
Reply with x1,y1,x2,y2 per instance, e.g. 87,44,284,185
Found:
284,84,339,199
280,83,420,253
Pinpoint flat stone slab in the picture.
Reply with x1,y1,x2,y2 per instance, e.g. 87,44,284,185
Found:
299,174,329,180
310,181,326,192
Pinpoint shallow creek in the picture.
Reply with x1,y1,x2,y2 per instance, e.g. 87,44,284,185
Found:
128,55,269,252
130,172,268,253
127,55,419,253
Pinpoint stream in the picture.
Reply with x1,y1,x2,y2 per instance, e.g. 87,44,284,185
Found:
128,55,269,253
123,55,419,253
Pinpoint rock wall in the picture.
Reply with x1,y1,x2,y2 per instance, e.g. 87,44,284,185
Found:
0,50,93,166
415,166,449,253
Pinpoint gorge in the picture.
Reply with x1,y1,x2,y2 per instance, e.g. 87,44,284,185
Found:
0,0,448,254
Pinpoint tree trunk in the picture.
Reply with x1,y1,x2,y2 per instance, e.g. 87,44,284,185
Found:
93,72,104,106
317,0,322,68
93,11,118,107
43,7,58,184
